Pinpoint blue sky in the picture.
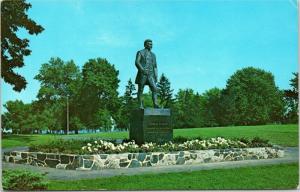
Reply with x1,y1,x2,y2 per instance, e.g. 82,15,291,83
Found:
2,0,298,109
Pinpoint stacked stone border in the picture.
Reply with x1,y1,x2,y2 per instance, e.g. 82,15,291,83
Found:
3,147,284,170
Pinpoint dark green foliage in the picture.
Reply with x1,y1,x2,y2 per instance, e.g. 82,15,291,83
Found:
34,57,82,134
1,0,44,91
29,139,90,154
172,136,189,143
79,58,120,130
283,72,298,123
219,67,284,126
200,88,222,127
35,57,81,99
117,79,137,130
157,73,174,108
250,137,272,147
2,100,53,134
172,89,203,128
2,169,48,190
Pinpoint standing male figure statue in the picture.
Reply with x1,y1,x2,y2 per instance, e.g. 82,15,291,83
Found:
135,39,159,109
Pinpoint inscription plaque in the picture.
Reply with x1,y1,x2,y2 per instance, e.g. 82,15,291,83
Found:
129,108,173,144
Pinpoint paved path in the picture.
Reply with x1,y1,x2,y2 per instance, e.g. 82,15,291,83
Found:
2,147,298,181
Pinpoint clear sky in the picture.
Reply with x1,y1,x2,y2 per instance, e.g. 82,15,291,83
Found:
2,0,298,109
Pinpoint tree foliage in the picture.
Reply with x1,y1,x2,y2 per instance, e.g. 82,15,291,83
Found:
34,57,82,133
283,72,298,123
3,100,54,134
1,0,44,91
79,58,120,130
157,73,174,108
172,89,203,128
35,57,81,100
201,88,222,127
117,79,137,129
219,67,284,125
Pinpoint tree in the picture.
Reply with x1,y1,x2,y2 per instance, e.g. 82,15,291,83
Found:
35,57,81,100
201,88,222,127
172,89,203,128
3,100,58,134
157,73,174,108
283,72,298,123
34,57,82,133
219,67,284,125
79,58,120,130
117,79,137,129
3,100,25,134
1,0,44,91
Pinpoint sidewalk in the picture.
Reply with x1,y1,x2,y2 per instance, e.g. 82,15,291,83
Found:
2,147,298,181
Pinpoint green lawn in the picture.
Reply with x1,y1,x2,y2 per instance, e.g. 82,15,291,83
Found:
2,124,298,148
47,163,299,190
174,124,299,147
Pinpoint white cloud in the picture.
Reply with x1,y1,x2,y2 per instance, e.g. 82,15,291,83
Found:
86,32,134,48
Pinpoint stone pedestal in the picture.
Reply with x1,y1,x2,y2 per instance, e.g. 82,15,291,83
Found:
129,108,173,145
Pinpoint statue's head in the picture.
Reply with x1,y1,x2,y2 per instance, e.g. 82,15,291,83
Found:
144,39,153,50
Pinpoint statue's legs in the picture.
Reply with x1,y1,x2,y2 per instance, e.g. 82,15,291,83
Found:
149,78,159,108
137,84,145,109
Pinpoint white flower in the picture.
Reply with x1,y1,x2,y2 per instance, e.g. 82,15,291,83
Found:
87,143,92,147
81,146,86,150
94,141,98,144
88,147,92,152
93,148,98,151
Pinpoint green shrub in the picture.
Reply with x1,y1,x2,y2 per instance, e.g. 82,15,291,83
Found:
29,138,91,154
2,169,48,190
250,137,272,147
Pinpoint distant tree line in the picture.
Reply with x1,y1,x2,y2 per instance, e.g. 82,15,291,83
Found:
2,57,298,134
122,67,298,129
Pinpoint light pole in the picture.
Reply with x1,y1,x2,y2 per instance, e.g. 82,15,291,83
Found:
67,96,69,135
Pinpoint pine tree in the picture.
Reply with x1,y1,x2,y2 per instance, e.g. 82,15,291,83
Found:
117,79,137,129
157,73,174,108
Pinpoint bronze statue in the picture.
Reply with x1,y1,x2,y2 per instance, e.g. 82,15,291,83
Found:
135,39,159,108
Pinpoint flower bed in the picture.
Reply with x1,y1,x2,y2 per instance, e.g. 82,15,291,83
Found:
29,136,272,154
80,137,271,154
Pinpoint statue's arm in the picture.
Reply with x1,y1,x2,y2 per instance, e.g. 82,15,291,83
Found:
135,51,144,72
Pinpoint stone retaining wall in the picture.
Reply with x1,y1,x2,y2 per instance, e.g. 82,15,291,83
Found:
3,147,284,170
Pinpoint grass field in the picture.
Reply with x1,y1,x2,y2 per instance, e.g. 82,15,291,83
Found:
47,163,299,190
2,124,299,190
2,124,298,148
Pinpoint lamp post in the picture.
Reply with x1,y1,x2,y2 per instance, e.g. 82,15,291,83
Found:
67,96,69,135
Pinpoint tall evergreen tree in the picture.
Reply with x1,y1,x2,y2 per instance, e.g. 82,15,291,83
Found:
117,79,137,129
1,0,44,91
157,73,174,108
